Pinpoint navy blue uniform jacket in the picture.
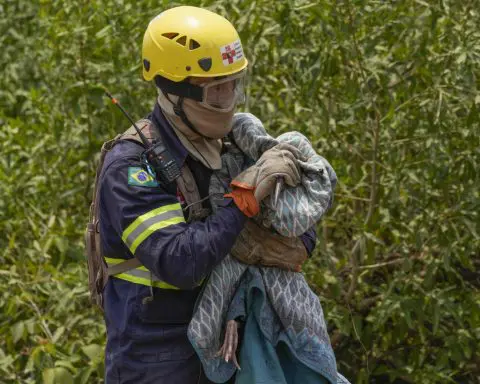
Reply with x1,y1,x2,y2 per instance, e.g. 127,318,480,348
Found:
100,103,317,383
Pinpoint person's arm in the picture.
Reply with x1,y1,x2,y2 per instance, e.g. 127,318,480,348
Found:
101,157,247,290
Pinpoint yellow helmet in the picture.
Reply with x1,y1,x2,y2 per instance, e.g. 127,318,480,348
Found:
142,6,248,82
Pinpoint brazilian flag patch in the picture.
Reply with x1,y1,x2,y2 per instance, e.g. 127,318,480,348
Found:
128,167,159,187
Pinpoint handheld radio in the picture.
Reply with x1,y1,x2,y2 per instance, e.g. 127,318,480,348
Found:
105,91,181,185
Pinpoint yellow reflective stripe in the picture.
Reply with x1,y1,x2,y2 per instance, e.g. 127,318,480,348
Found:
121,203,183,243
121,203,186,254
113,272,179,290
130,216,185,254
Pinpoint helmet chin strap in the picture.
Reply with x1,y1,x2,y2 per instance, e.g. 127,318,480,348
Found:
164,92,216,140
162,91,225,173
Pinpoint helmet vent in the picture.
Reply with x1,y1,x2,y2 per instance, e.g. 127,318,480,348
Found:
189,39,201,50
176,35,187,46
162,32,179,40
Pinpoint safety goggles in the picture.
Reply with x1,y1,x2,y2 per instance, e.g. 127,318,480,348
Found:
155,69,247,112
196,70,246,112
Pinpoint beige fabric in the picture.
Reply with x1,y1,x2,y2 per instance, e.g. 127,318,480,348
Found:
157,93,231,170
182,96,235,138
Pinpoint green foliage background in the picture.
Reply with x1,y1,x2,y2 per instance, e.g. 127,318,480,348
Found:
0,0,479,383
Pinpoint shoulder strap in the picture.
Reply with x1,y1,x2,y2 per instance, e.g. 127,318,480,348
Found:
120,118,210,223
107,257,142,276
120,118,157,145
177,164,211,222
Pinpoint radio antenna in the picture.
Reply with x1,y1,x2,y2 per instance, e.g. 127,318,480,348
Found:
104,90,150,147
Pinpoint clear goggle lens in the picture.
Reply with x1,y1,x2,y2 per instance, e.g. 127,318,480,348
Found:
201,71,246,111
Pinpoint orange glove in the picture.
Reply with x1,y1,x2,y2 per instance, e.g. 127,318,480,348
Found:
224,188,259,217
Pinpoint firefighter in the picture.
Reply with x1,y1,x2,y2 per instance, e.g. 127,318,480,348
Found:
96,6,316,383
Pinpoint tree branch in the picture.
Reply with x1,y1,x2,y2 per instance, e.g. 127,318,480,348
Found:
344,0,382,304
358,258,404,270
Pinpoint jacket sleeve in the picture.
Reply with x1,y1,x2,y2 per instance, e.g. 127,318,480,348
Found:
100,157,247,290
299,226,317,256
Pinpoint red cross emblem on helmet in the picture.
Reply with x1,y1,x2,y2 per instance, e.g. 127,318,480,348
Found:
220,40,243,66
222,45,236,64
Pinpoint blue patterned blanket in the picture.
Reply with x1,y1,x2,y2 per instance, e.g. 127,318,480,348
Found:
187,113,350,384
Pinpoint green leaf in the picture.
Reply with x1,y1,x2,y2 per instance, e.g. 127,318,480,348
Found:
52,326,65,343
11,321,25,343
77,367,95,384
42,367,74,384
456,52,466,64
81,344,103,361
364,232,385,246
95,25,112,39
42,368,55,384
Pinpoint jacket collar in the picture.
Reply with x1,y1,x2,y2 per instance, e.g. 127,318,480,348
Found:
150,102,188,167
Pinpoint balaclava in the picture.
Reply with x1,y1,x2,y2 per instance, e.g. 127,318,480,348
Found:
157,91,235,170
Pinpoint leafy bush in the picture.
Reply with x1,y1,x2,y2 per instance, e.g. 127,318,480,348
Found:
0,0,478,383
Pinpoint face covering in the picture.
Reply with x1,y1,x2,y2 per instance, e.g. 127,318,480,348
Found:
157,92,233,170
181,96,235,140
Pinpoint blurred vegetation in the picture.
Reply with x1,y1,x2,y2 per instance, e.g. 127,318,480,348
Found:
0,0,479,383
